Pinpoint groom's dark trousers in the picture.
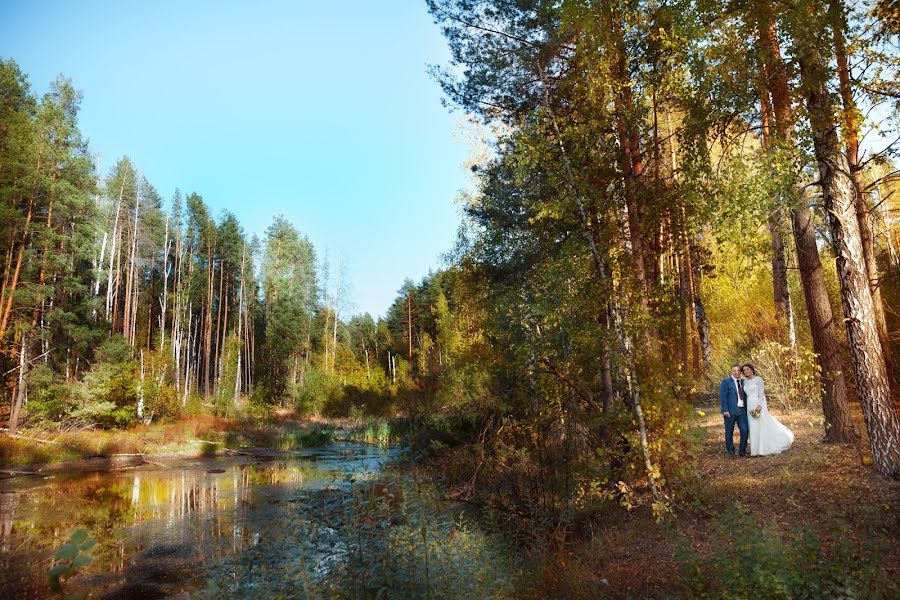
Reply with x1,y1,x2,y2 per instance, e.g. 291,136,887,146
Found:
719,377,749,456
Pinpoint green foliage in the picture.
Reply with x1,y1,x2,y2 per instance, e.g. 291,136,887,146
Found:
214,334,241,416
257,215,317,402
139,343,180,421
72,359,138,428
675,505,898,599
25,364,72,425
291,367,341,415
276,423,335,449
47,529,95,598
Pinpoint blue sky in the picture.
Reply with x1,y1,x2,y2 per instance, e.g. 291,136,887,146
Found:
0,0,471,317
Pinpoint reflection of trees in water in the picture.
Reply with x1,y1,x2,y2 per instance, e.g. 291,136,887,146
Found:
0,491,20,551
0,449,396,597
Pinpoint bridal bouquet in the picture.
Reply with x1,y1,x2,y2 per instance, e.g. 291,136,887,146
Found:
750,406,762,419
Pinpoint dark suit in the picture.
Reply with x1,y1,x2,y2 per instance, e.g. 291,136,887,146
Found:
719,376,749,456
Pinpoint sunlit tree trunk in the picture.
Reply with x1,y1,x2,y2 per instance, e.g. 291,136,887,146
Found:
829,0,895,380
755,0,856,442
106,167,127,321
159,212,170,349
0,195,34,339
801,41,900,477
791,190,858,441
8,333,29,435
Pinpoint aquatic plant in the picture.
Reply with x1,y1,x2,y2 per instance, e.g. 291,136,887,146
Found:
47,529,95,598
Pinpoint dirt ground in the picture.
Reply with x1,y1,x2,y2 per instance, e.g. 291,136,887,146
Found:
548,404,900,599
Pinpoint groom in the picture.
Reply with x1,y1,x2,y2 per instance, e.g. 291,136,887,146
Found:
719,364,749,458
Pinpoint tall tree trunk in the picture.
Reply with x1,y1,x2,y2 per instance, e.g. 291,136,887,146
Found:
598,305,614,413
8,333,29,435
106,167,128,320
214,259,225,388
234,244,246,406
684,248,702,376
0,196,34,340
159,212,170,349
829,0,895,381
204,238,214,397
769,212,795,345
801,43,900,477
123,182,140,344
791,191,858,442
678,253,690,371
690,245,713,374
757,1,797,348
755,0,855,440
407,291,414,360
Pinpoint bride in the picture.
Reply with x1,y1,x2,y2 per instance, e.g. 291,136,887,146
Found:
742,364,794,456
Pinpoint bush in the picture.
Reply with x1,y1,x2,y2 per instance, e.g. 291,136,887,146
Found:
749,341,822,409
73,360,138,428
25,364,72,426
676,504,897,599
292,368,343,416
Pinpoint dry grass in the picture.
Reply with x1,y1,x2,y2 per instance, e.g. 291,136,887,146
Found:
0,414,340,467
544,404,900,599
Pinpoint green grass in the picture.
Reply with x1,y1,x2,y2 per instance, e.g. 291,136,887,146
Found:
674,503,898,599
343,417,412,446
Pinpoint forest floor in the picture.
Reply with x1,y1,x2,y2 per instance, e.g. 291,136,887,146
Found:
0,412,403,471
547,404,900,599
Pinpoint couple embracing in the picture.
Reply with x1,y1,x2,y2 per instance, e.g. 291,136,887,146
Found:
720,364,794,458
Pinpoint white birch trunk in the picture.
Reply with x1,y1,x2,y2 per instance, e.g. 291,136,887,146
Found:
106,165,128,319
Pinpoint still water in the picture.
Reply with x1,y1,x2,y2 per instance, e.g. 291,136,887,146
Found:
0,443,398,598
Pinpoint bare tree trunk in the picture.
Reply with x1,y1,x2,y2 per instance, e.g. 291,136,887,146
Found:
204,238,214,397
123,180,140,344
159,212,170,349
322,308,331,372
599,306,614,413
94,231,108,298
183,309,193,406
678,253,690,371
755,0,855,440
138,349,145,421
791,190,858,442
0,196,34,339
214,259,225,388
802,44,900,477
8,333,29,435
332,274,341,370
111,222,123,332
769,212,794,345
106,167,128,320
829,0,896,381
234,244,245,406
407,291,414,360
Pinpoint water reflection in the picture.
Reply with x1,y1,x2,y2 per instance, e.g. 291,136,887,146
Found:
0,443,397,598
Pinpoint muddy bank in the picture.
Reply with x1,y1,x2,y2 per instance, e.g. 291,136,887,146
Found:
0,445,309,479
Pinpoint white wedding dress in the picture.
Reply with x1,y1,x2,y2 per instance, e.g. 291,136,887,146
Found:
744,376,794,456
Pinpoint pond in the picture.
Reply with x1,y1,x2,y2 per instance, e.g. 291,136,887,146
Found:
0,443,399,599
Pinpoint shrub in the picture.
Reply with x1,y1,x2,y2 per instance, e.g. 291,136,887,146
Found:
675,504,897,599
25,364,72,426
73,360,138,428
749,341,822,409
